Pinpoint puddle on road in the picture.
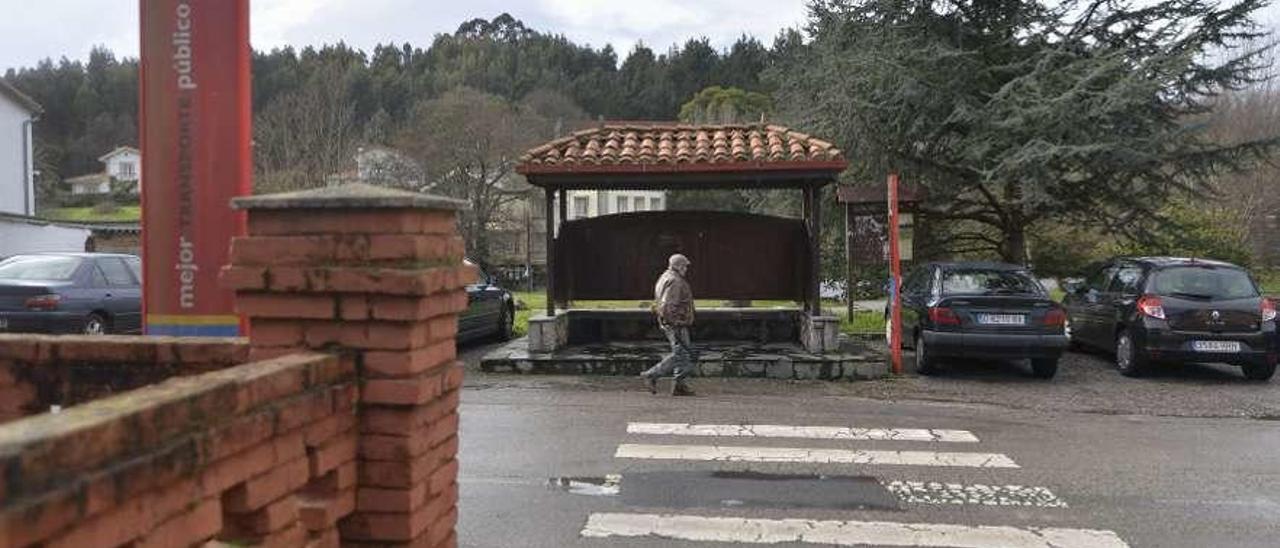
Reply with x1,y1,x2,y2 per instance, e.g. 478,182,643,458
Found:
548,475,621,496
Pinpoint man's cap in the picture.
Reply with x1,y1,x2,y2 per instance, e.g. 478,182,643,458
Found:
669,254,690,268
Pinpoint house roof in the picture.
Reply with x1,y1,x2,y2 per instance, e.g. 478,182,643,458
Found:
65,173,110,186
98,146,141,162
0,79,42,114
516,123,847,182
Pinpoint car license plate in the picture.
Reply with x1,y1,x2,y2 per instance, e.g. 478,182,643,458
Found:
977,314,1025,326
1192,340,1241,353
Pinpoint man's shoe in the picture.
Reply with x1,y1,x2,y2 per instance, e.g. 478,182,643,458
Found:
641,374,658,394
671,383,695,397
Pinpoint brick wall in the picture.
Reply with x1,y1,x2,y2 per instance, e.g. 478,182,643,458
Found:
0,184,471,547
0,335,247,423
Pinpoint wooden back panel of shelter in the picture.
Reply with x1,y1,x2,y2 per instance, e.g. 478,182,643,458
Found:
553,211,810,302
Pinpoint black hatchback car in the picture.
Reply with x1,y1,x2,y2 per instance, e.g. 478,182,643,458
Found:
0,253,143,335
1062,257,1276,380
890,262,1069,378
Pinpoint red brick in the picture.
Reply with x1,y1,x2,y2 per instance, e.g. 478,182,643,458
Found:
0,363,17,386
340,295,370,320
248,209,444,236
220,265,268,290
232,236,343,266
172,339,249,365
273,429,307,464
242,522,307,548
2,489,83,547
442,364,464,392
423,506,459,548
358,436,458,489
305,527,342,548
360,390,459,436
303,412,357,448
277,389,333,431
223,457,310,512
0,336,44,361
309,355,356,386
237,293,335,319
298,488,356,531
269,266,311,291
332,383,359,412
362,370,445,405
368,234,452,261
240,354,317,407
338,506,433,542
427,413,460,448
357,483,427,513
248,320,305,347
304,460,358,496
363,341,456,378
359,430,434,461
428,459,459,496
44,495,147,548
310,432,358,477
226,495,299,535
366,322,437,351
57,337,159,363
143,478,202,528
435,530,458,548
248,346,306,362
428,316,459,341
134,497,223,548
0,383,37,414
201,440,277,494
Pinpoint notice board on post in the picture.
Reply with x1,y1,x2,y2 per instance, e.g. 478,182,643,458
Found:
140,0,250,336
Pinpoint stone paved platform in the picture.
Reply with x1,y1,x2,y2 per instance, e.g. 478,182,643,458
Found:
480,338,889,380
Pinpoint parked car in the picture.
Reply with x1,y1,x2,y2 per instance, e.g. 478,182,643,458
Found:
458,259,515,343
1062,257,1276,380
0,253,142,335
888,262,1068,378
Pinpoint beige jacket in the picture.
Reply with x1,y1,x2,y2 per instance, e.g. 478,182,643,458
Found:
654,268,695,326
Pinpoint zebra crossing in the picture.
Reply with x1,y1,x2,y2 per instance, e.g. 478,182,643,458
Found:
579,421,1129,547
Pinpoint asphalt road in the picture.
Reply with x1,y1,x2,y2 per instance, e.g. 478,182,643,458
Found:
455,341,1280,547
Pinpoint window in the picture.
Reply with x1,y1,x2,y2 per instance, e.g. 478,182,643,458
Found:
125,256,142,282
118,162,136,178
1107,264,1144,295
633,197,645,211
1086,264,1117,292
650,197,662,210
0,256,83,281
98,258,137,286
616,196,629,213
573,196,589,219
1151,266,1259,301
90,266,109,287
941,269,1044,296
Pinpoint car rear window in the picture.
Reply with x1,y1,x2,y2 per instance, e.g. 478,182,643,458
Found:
0,255,83,280
1150,266,1258,300
941,269,1044,296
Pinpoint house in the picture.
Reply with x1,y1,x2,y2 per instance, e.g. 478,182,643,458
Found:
66,146,141,195
326,146,424,188
0,79,41,216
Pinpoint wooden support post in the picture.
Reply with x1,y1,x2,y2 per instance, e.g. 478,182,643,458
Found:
545,187,556,317
845,202,855,321
811,185,823,316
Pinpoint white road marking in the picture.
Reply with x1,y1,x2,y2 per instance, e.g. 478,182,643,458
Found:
581,513,1129,547
628,422,980,443
615,444,1019,468
886,480,1068,508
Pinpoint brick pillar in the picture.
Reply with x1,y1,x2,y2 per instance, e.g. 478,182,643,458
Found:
222,184,473,548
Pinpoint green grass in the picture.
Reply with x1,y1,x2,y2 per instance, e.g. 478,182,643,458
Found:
511,291,882,336
43,206,141,222
1256,269,1280,296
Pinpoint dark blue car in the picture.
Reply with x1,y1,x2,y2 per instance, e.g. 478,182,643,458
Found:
0,253,143,335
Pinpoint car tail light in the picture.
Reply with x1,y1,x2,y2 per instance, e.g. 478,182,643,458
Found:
1137,294,1166,320
1263,298,1277,322
24,294,61,311
928,307,962,326
1043,308,1067,326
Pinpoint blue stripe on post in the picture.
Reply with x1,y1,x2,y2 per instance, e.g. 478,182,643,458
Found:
146,324,241,337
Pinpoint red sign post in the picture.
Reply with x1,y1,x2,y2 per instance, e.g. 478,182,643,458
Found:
140,0,250,336
887,173,903,374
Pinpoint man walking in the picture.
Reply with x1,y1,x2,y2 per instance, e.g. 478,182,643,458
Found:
641,254,697,396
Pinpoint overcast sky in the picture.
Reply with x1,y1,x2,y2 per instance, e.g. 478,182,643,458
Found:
1,0,1277,72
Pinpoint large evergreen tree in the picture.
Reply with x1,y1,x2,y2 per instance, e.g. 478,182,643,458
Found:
772,0,1278,263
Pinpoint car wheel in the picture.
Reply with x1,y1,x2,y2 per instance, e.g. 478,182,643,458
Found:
1242,362,1276,381
1031,358,1058,379
496,305,514,342
915,332,938,376
83,313,108,336
1115,330,1147,377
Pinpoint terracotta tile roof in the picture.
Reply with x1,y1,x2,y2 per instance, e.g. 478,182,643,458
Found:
517,123,846,176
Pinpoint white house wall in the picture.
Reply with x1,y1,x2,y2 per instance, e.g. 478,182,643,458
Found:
0,96,34,216
0,219,90,257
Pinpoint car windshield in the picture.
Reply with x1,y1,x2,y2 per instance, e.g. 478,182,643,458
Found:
942,269,1043,296
0,255,83,281
1150,266,1258,300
